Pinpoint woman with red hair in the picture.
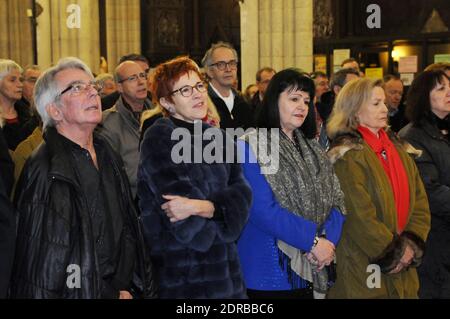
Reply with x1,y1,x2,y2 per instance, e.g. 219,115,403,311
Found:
137,56,252,298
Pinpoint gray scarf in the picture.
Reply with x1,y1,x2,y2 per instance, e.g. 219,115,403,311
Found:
242,128,346,296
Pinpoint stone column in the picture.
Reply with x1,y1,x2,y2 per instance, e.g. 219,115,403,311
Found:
294,0,313,73
239,0,259,90
239,0,313,89
36,0,52,69
0,0,34,67
105,0,141,71
36,0,100,73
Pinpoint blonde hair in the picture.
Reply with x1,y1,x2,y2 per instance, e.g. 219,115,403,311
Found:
327,78,383,140
140,107,163,129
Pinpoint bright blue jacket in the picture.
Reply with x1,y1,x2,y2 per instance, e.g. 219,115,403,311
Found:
237,140,345,291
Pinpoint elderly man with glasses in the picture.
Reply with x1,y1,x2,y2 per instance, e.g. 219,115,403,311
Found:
98,61,154,199
10,57,156,299
202,42,254,132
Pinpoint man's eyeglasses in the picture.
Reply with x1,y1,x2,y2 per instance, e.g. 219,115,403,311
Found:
209,60,238,71
171,82,207,98
118,72,147,83
59,81,103,97
25,77,38,83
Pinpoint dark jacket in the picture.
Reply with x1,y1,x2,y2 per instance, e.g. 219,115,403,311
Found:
316,91,335,123
137,117,252,298
101,91,120,111
0,128,15,298
0,128,14,196
389,103,409,133
11,127,157,299
399,118,450,297
3,101,37,151
208,86,254,131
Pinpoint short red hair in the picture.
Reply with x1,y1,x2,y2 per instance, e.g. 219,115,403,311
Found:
151,56,204,116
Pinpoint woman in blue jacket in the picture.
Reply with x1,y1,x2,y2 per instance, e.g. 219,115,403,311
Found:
237,69,346,299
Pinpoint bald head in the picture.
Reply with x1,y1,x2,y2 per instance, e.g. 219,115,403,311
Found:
114,61,148,110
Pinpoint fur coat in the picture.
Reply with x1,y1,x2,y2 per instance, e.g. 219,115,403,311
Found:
137,117,252,298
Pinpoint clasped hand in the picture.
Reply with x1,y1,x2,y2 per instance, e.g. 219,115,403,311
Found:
307,238,335,271
388,244,415,274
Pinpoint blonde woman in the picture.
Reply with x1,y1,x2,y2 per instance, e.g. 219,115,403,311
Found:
326,78,430,298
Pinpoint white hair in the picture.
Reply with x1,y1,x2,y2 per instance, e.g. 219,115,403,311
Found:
34,57,93,128
0,59,23,81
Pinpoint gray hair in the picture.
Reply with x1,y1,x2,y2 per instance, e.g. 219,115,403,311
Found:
330,68,360,90
95,73,114,86
201,42,238,69
34,57,94,128
22,64,41,74
0,59,23,82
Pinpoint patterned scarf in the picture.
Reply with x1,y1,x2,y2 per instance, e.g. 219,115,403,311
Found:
242,128,346,296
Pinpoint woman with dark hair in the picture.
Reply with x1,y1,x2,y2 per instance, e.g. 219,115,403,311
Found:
237,68,346,299
399,70,450,298
137,56,252,298
326,78,430,298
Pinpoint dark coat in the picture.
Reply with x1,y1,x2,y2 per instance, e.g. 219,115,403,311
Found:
399,119,450,298
3,101,37,151
316,91,335,123
10,127,157,299
137,118,252,298
389,103,409,133
0,128,14,196
101,91,120,111
208,86,255,131
0,128,15,298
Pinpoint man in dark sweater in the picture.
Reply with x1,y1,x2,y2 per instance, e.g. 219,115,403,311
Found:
383,74,408,132
202,42,254,132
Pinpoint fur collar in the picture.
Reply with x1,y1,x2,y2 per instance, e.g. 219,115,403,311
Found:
327,129,422,164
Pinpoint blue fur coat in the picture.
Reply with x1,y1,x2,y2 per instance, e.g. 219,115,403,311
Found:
137,117,252,298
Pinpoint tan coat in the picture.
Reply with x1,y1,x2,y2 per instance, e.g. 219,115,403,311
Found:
12,126,43,182
327,132,430,299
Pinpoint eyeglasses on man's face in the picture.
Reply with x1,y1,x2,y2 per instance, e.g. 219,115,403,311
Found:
118,72,147,83
59,81,103,98
171,82,207,98
209,60,238,71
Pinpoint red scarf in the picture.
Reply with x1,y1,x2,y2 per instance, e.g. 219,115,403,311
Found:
357,126,410,232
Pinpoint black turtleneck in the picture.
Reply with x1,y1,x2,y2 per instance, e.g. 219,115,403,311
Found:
432,113,449,141
170,116,196,132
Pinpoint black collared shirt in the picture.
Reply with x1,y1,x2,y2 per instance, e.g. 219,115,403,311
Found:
61,135,132,298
